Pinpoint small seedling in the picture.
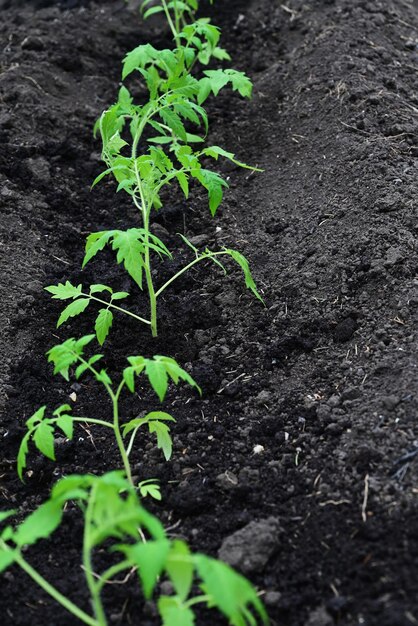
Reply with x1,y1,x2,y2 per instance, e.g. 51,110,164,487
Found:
18,335,200,486
0,471,268,626
46,38,262,339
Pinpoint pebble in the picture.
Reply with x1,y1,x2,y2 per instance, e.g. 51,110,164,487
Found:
218,517,281,574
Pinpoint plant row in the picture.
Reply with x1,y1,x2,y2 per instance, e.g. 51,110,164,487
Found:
0,2,268,625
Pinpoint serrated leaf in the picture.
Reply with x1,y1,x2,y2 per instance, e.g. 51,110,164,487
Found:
124,540,170,599
95,309,113,346
149,421,173,461
17,432,30,481
195,555,268,626
33,421,55,461
145,360,168,402
57,298,90,328
45,281,83,300
26,406,47,429
83,231,115,268
160,109,187,142
225,249,264,303
111,230,146,289
95,369,112,386
56,414,73,440
176,171,189,198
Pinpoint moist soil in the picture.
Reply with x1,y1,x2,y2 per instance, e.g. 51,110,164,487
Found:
1,0,418,625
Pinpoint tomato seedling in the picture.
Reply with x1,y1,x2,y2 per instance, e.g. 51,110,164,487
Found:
0,472,268,626
46,38,263,339
18,335,200,486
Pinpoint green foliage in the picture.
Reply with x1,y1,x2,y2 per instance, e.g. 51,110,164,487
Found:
19,338,199,481
0,472,267,626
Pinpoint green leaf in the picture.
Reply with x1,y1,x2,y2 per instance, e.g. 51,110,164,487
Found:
15,500,64,548
0,549,16,573
197,169,228,216
160,109,187,142
57,298,90,328
124,540,170,599
149,421,173,461
45,281,83,300
17,432,31,481
158,596,195,626
145,359,169,402
26,405,47,429
53,404,72,416
122,412,175,437
33,421,55,461
143,5,164,18
111,292,130,301
166,540,193,601
90,284,113,295
195,555,268,626
83,231,115,268
111,229,147,289
225,249,264,303
123,367,135,393
139,481,162,501
95,309,113,346
176,171,189,198
56,414,73,440
0,510,16,525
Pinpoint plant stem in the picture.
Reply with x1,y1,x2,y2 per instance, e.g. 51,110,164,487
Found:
83,486,108,626
161,0,180,45
71,417,115,429
155,251,226,298
111,382,134,485
12,550,98,626
83,294,151,327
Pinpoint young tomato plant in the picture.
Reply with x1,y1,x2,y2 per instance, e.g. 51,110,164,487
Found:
46,41,263,339
0,472,267,626
18,335,200,486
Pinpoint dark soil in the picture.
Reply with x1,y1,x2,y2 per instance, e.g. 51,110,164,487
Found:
1,0,418,625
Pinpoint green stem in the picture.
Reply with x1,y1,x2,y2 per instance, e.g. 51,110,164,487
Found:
12,550,98,626
112,382,134,486
71,417,115,429
83,487,108,626
155,251,226,298
83,293,150,327
161,0,180,45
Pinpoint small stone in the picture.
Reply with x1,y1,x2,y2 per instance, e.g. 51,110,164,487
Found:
255,390,272,406
21,36,45,51
218,517,280,574
264,591,282,606
381,395,400,411
216,471,239,490
305,605,333,626
188,234,209,247
26,157,51,184
340,387,361,402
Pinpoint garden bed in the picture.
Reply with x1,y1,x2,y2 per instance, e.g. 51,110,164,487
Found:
1,0,418,624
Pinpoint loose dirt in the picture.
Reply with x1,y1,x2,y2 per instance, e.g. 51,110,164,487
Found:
1,1,418,625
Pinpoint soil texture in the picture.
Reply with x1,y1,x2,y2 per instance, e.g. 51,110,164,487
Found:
1,0,418,625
